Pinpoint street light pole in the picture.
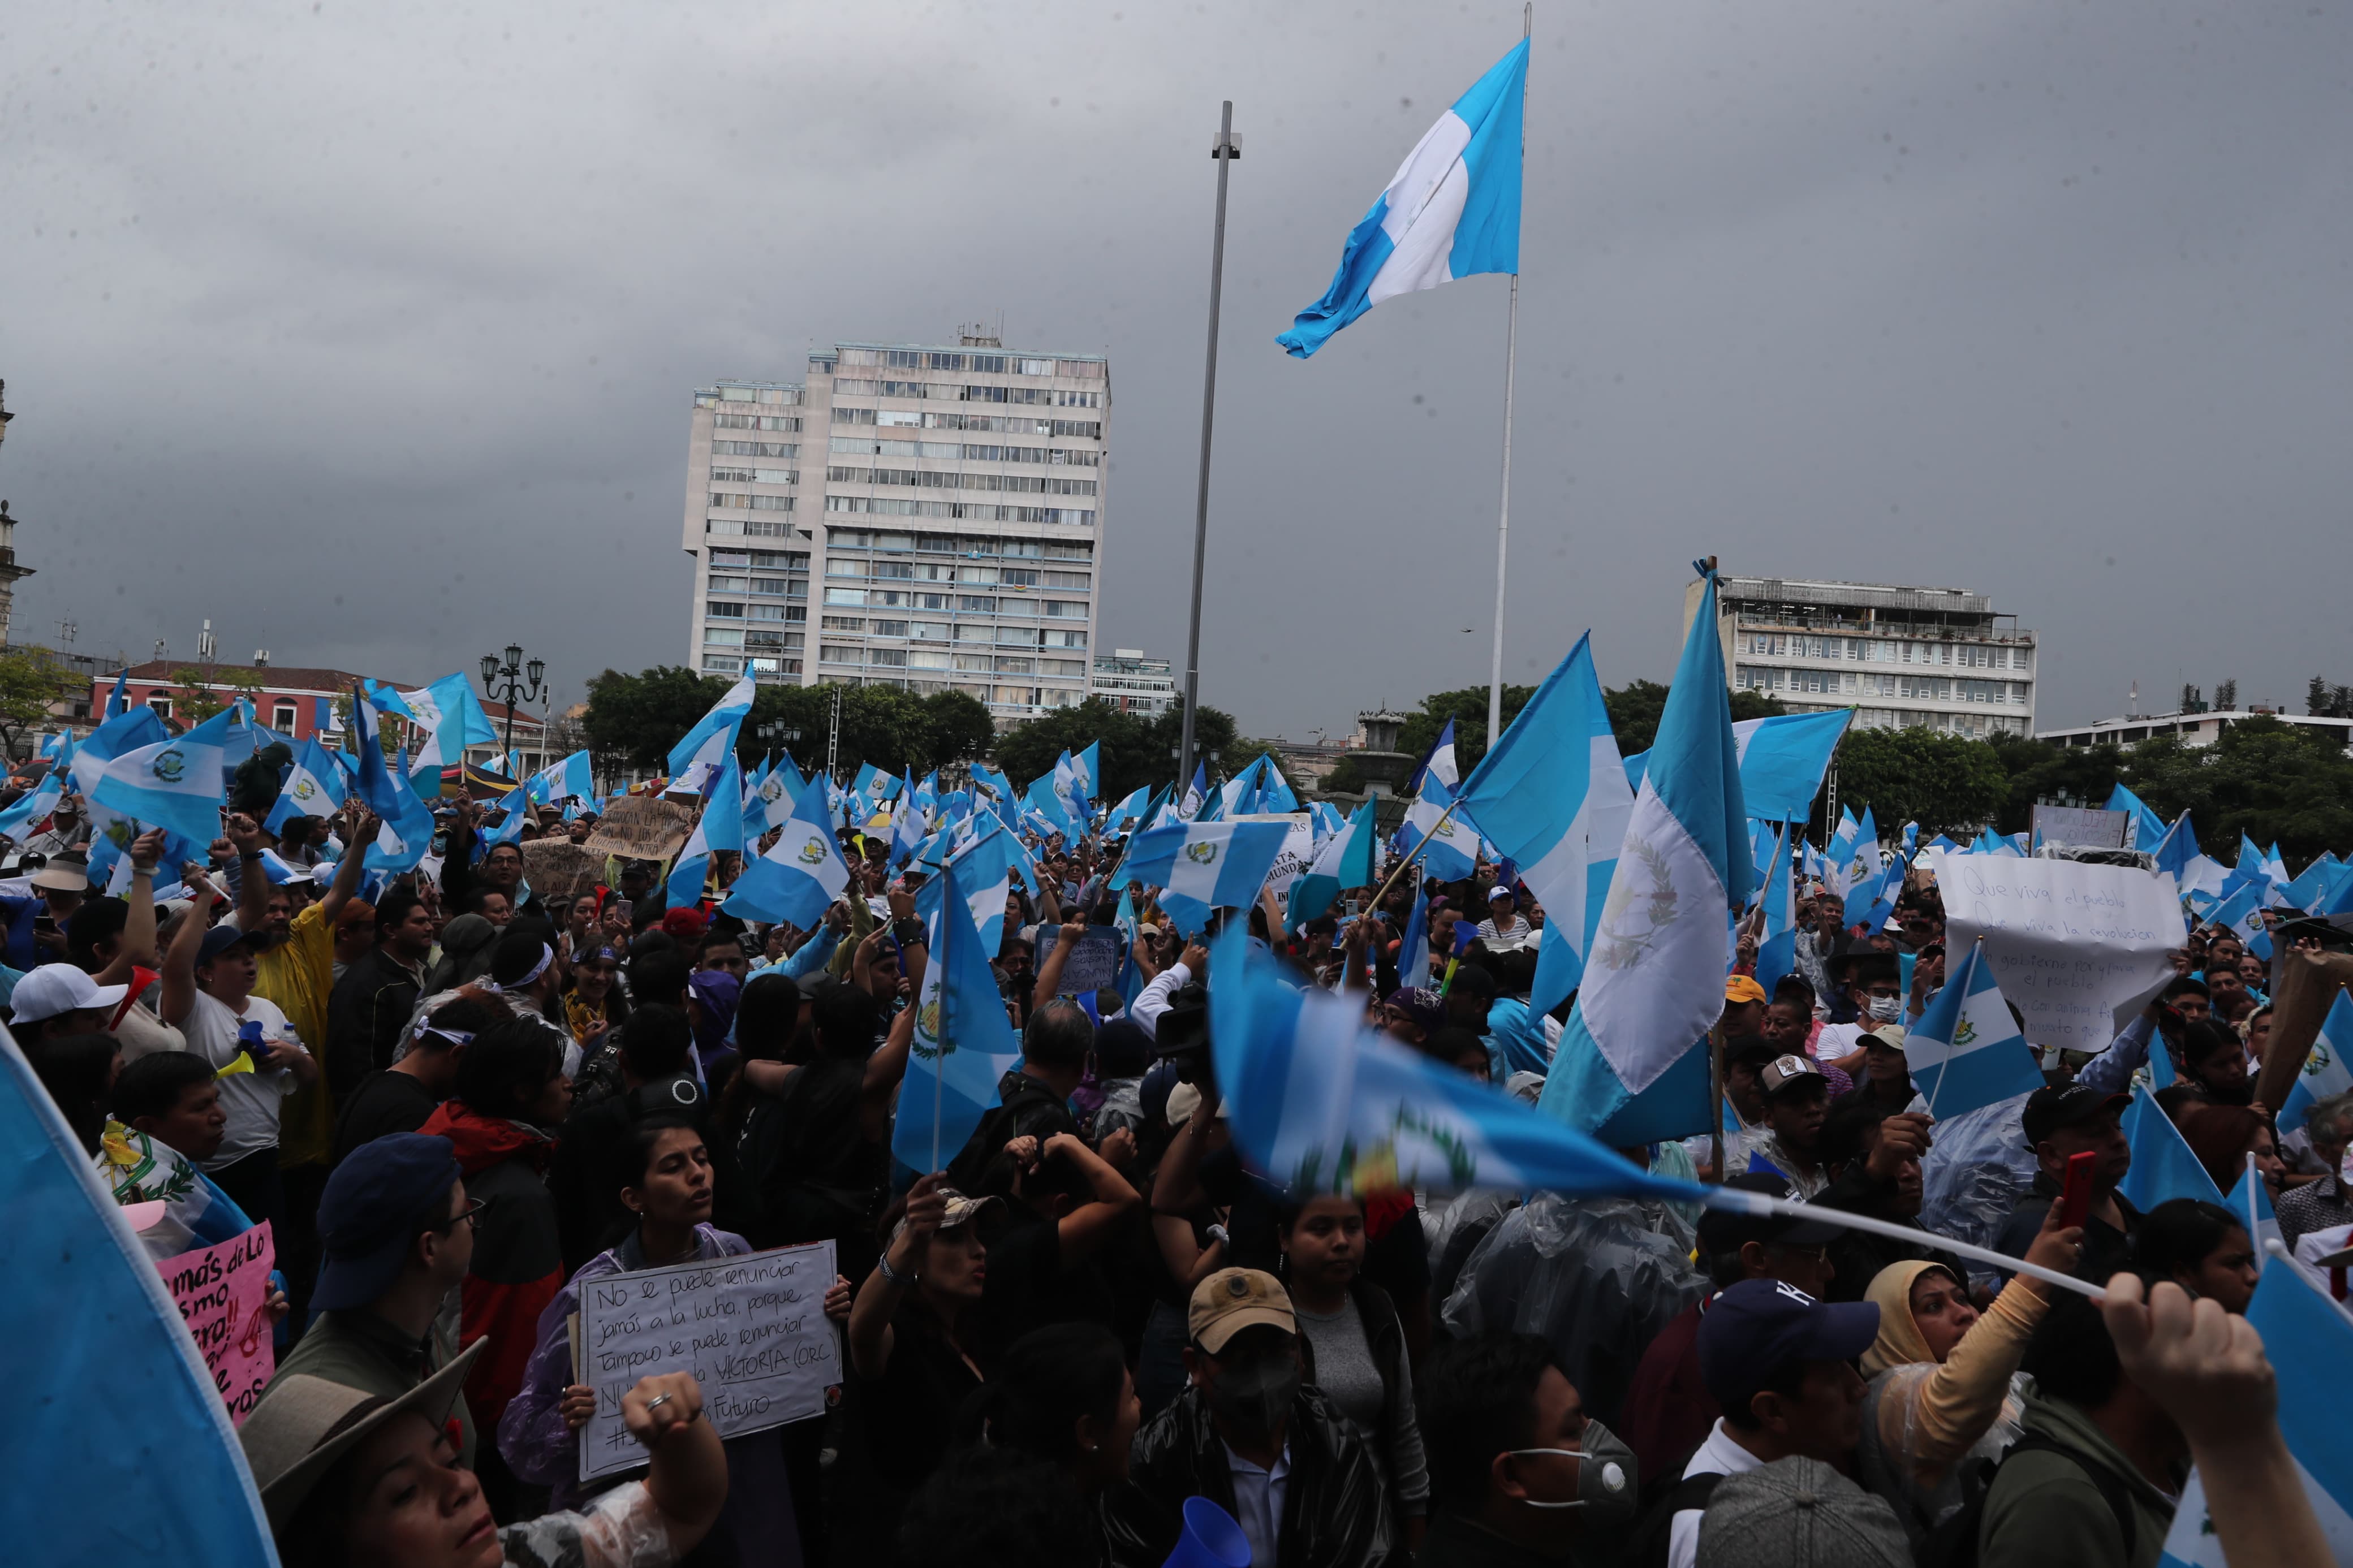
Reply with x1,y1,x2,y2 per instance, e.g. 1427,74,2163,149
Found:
478,643,545,773
1177,102,1240,797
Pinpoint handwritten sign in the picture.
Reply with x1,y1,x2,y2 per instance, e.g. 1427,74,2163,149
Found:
577,1240,839,1482
161,1221,275,1426
580,797,697,865
2028,805,2130,851
1926,849,2185,1053
520,837,604,901
1037,924,1124,996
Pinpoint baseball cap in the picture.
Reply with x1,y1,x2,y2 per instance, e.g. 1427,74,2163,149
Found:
240,1340,484,1531
312,1134,464,1312
2021,1083,2129,1147
1724,1033,1780,1069
1695,1455,1911,1568
1188,1267,1296,1354
1486,883,1516,902
1725,975,1769,1006
1859,1025,1907,1053
1695,1173,1841,1258
1760,1054,1827,1098
1384,986,1447,1037
1697,1278,1879,1415
196,925,257,967
887,1186,1001,1246
8,963,129,1024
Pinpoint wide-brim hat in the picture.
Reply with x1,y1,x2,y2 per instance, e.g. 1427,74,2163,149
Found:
240,1338,484,1530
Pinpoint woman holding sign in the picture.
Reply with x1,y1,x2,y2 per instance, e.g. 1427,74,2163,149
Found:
499,1114,851,1568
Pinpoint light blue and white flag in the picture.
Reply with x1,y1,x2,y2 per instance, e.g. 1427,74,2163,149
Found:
535,749,595,806
2226,1157,2283,1265
2279,989,2353,1137
397,672,501,784
667,758,744,910
103,667,131,720
894,854,1023,1174
1397,884,1433,990
1179,763,1208,821
1212,930,1708,1202
1458,634,1631,1014
90,707,238,849
1411,717,1462,793
1903,939,2045,1120
1538,565,1752,1143
2118,1085,2227,1211
665,675,755,793
2158,1259,2353,1567
264,736,350,835
1733,710,1853,824
0,1031,276,1565
1119,819,1293,938
1105,783,1155,835
722,771,851,930
1823,807,1861,896
1752,822,1799,1000
1839,806,1884,927
347,689,436,873
1277,40,1527,358
1397,770,1482,883
0,759,66,841
2104,783,2172,854
1288,798,1377,928
2205,882,2270,945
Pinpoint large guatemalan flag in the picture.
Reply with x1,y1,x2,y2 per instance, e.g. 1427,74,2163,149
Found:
1537,565,1752,1143
1276,40,1527,358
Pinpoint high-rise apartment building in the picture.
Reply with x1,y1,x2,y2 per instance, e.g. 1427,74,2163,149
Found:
680,331,1107,724
1708,575,2038,737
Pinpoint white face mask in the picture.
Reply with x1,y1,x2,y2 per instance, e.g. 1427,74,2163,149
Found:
1507,1424,1637,1520
1868,995,1903,1023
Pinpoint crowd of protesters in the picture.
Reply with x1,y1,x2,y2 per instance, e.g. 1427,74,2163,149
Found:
7,753,2345,1568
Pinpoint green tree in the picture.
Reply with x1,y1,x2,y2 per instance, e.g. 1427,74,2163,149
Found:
1390,684,1537,779
993,697,1240,800
1983,733,2123,835
584,670,999,783
1830,726,2009,837
2121,718,2353,865
0,647,64,757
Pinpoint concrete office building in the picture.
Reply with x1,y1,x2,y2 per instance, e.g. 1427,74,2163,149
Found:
680,331,1107,725
1091,648,1174,716
1708,575,2039,738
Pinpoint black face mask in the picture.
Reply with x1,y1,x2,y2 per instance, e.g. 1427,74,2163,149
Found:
1206,1350,1302,1439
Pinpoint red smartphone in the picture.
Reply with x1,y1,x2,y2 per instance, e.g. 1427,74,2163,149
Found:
2055,1150,2098,1229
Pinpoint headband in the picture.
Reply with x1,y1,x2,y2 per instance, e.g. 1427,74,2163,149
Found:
498,944,555,992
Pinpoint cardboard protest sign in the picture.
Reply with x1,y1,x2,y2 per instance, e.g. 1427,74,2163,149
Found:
1927,850,2184,1053
580,797,697,864
578,1240,840,1482
520,837,604,901
160,1221,275,1426
1036,924,1124,996
2257,948,2353,1117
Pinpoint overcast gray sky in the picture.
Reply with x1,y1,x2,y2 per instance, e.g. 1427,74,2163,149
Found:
5,1,2349,740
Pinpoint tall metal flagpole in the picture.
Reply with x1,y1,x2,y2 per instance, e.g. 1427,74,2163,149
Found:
1179,103,1240,796
1485,4,1531,751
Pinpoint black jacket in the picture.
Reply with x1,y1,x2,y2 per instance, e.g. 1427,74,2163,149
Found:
1811,1162,1968,1304
1102,1384,1402,1568
1997,1172,2141,1284
944,1069,1078,1195
324,945,425,1100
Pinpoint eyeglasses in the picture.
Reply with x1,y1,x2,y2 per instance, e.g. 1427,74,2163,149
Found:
424,1198,487,1235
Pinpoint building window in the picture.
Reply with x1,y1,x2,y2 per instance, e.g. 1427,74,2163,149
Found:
148,695,173,719
701,655,742,673
272,701,298,731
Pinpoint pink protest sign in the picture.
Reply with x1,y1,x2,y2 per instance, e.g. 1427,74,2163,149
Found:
160,1221,277,1426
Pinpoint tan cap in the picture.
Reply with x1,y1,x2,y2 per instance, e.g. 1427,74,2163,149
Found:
1760,1053,1826,1096
240,1338,483,1530
888,1186,1001,1246
1188,1267,1295,1354
1861,1025,1908,1053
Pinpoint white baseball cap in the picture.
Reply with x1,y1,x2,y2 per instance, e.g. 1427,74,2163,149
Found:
10,964,129,1025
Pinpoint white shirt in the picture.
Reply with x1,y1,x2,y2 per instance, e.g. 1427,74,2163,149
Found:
1815,1021,1869,1060
1669,1420,1769,1568
1222,1439,1291,1567
1132,960,1193,1042
180,991,303,1170
1476,914,1531,949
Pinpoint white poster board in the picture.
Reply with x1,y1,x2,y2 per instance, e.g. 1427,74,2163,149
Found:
2028,805,2130,851
578,1240,839,1482
1927,849,2185,1053
1237,813,1315,901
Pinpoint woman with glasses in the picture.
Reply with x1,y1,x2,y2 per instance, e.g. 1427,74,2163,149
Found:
500,1115,851,1568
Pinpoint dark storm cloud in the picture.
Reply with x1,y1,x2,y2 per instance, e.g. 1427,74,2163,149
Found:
3,2,2347,732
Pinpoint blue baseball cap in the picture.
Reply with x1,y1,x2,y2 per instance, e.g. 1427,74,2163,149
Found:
312,1133,462,1313
1697,1277,1879,1415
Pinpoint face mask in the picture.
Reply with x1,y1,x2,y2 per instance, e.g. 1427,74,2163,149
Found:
1206,1351,1303,1438
1508,1419,1639,1524
1868,995,1903,1023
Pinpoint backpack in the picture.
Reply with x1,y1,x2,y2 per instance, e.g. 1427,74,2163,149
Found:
1628,1470,1725,1568
1929,1430,2136,1568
